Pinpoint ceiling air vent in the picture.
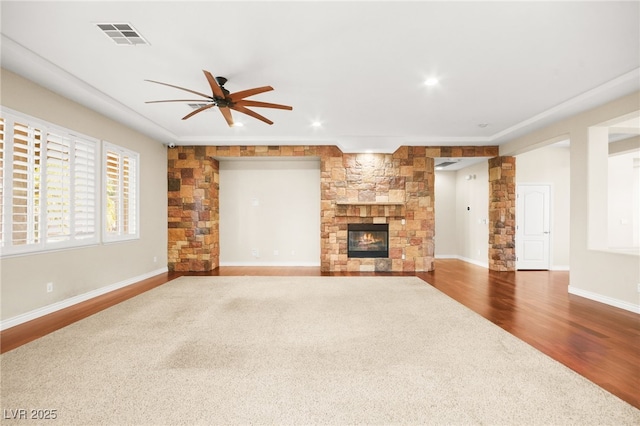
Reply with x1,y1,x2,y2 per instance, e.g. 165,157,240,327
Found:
96,23,149,45
435,161,458,168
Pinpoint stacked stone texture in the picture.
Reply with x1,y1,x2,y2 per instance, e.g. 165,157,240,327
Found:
167,145,500,273
488,156,516,271
167,147,219,271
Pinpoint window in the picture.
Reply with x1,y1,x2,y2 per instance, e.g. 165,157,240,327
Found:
588,111,640,255
0,109,100,255
103,142,139,242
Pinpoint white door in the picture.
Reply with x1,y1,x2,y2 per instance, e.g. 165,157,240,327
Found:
516,184,551,270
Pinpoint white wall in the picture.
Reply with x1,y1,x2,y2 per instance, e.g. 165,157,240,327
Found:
607,151,640,249
0,69,168,325
434,162,489,267
516,145,571,269
500,91,640,313
434,172,457,256
219,159,320,266
455,162,489,266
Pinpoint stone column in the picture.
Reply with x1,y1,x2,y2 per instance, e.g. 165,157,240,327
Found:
488,156,516,271
167,146,219,272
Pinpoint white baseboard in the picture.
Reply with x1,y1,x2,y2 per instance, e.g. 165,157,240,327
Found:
435,254,489,269
568,286,640,314
0,267,169,331
551,265,570,271
219,261,320,267
458,256,489,269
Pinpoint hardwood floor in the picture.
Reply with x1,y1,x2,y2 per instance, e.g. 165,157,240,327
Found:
418,260,640,409
2,259,638,409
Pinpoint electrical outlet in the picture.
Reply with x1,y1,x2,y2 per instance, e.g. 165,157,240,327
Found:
273,250,279,256
46,282,53,293
153,256,157,263
251,249,259,258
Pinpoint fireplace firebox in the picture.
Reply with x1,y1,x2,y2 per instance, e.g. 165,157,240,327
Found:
347,223,389,258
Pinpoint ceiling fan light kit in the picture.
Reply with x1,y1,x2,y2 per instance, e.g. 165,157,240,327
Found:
145,70,292,127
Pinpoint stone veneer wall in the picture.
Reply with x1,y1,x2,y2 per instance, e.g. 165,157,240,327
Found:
325,147,434,272
167,147,219,271
488,156,516,271
167,145,499,272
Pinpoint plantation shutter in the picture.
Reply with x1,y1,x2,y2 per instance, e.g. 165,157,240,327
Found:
0,109,100,255
122,154,137,235
104,144,138,241
105,149,120,235
46,132,72,242
12,122,42,246
74,138,97,239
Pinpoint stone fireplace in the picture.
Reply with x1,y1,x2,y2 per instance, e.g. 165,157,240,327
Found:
167,145,504,273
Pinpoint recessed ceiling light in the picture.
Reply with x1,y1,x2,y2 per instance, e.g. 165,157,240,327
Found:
232,122,244,127
478,123,489,128
424,78,439,86
311,121,322,128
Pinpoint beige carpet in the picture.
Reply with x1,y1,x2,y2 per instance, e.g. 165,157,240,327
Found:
1,276,638,425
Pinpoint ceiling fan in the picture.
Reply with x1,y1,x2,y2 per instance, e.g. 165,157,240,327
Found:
145,70,292,126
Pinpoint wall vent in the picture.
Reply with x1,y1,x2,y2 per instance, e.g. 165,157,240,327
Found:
96,23,149,46
435,161,459,168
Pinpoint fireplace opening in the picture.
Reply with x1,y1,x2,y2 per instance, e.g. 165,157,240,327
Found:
348,223,389,258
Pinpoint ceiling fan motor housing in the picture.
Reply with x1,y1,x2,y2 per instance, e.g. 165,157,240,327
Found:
215,76,230,96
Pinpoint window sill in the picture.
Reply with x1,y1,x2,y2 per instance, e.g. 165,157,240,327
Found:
589,247,640,257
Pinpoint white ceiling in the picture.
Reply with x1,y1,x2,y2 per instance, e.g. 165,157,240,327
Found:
1,1,638,154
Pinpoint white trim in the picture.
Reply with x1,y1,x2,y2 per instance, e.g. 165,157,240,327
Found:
219,261,320,267
458,256,489,269
0,268,168,331
551,265,570,271
568,286,640,314
436,254,489,269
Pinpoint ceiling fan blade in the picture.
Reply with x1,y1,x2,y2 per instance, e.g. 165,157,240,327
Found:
181,104,216,120
234,100,293,110
203,70,226,99
146,99,211,104
228,86,274,101
219,107,234,127
231,105,274,125
145,79,211,99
